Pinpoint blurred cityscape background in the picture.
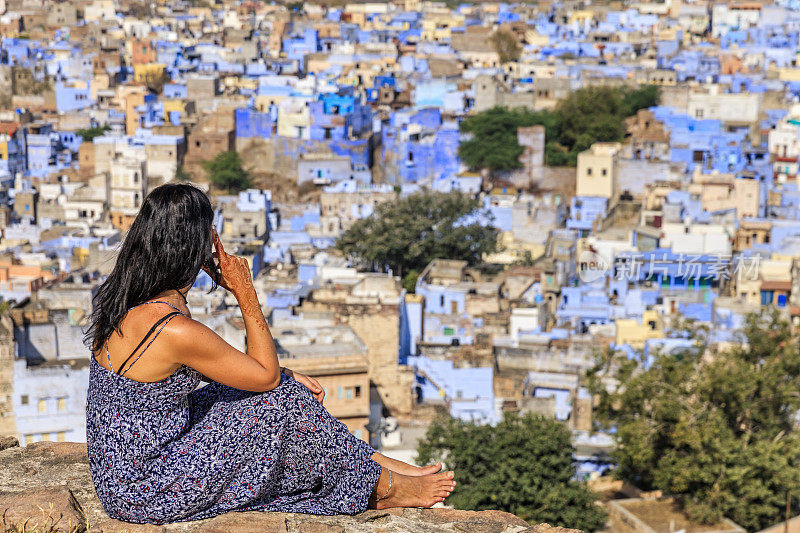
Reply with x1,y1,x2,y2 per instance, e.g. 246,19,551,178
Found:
1,0,800,530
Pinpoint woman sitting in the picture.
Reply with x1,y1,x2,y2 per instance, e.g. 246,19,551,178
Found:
85,183,456,524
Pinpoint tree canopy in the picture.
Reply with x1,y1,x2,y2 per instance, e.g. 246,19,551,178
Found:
489,29,521,63
76,125,111,142
587,310,800,531
202,151,253,194
174,165,191,182
458,107,553,172
334,191,498,276
458,85,659,171
417,413,607,532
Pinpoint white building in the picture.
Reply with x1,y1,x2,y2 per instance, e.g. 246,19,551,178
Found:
11,358,89,445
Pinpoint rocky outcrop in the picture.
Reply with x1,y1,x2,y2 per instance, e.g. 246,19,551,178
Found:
0,440,583,533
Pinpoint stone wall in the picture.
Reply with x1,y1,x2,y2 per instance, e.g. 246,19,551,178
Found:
0,439,582,533
298,300,415,418
0,315,15,437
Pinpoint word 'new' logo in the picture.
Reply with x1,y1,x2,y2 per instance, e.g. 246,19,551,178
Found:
578,250,610,283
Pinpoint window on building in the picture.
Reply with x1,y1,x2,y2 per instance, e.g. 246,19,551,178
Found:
586,168,592,176
57,398,66,411
601,168,607,176
38,399,46,413
20,395,28,405
338,386,343,399
761,290,774,306
354,386,361,398
354,429,362,439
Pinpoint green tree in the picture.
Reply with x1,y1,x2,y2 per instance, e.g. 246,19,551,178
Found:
459,85,659,171
202,151,252,194
489,29,521,63
335,191,498,276
286,1,304,12
459,107,558,172
0,299,14,315
587,310,800,531
619,85,661,118
417,413,607,532
402,270,420,293
76,125,111,142
174,165,191,182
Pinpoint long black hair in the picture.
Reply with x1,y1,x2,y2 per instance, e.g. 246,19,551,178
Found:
86,183,219,352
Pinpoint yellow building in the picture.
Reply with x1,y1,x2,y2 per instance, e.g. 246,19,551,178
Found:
615,310,663,348
254,93,291,111
115,85,149,135
277,98,312,139
483,231,545,265
576,142,621,199
421,14,465,42
133,63,168,86
777,68,800,82
524,30,550,47
222,76,258,92
162,99,187,125
569,10,595,25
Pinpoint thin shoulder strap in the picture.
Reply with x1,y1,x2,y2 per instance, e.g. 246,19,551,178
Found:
105,338,114,373
117,311,182,377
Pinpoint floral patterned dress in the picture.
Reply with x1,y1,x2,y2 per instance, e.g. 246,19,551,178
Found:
86,302,382,524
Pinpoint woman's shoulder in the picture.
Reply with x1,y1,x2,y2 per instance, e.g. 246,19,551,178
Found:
156,312,216,347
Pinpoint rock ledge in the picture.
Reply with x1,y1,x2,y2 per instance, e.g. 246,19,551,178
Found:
0,440,582,533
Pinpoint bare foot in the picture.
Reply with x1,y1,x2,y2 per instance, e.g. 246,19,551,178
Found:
376,470,456,509
371,452,443,477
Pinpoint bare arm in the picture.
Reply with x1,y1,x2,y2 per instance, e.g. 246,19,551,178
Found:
168,230,323,400
171,231,282,392
168,317,280,392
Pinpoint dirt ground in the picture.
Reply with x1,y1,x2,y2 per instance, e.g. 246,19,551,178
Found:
620,500,733,533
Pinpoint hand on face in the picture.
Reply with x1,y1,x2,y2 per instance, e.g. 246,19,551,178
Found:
202,229,253,297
